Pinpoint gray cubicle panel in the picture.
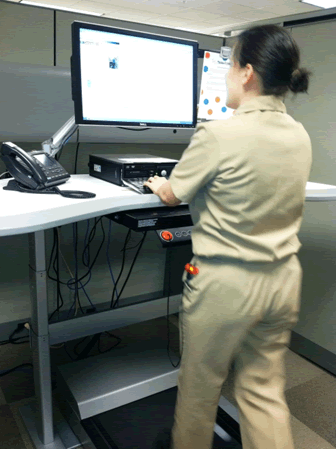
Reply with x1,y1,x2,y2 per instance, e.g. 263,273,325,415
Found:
0,3,54,66
223,19,336,374
283,20,336,372
0,61,74,143
0,61,196,144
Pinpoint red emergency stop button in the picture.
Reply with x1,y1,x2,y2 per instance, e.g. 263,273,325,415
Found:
161,231,173,241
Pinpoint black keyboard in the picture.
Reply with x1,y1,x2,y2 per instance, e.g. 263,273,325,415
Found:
122,177,154,194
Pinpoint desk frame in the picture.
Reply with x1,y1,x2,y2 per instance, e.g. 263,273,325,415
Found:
24,229,182,449
28,230,54,445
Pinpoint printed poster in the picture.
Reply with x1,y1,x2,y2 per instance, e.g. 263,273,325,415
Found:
198,51,235,121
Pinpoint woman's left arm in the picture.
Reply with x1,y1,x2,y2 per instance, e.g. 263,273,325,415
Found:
143,175,182,207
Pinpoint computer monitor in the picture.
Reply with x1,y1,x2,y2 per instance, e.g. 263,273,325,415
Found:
71,21,198,129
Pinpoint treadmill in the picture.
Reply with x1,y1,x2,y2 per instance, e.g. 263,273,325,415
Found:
55,206,243,449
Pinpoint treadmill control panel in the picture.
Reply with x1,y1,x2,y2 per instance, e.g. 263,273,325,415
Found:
156,226,192,247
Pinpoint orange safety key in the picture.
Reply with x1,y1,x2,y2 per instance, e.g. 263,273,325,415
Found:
185,263,199,275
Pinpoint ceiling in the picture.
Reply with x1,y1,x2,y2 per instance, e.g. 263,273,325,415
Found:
6,0,324,35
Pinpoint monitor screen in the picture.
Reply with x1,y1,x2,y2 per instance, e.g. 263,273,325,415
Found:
71,21,198,128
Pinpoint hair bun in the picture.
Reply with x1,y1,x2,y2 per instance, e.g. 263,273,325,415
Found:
289,67,312,94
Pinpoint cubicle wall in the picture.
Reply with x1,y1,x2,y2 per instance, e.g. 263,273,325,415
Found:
283,21,336,371
227,20,336,373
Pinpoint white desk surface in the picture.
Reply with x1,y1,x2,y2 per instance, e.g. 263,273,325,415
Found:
0,175,164,237
1,175,336,237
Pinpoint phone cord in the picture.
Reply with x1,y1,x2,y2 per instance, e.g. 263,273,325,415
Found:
3,179,96,199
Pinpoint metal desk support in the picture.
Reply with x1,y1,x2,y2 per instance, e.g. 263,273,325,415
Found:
28,230,54,444
20,231,79,449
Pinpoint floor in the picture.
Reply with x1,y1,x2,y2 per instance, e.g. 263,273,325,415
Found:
1,315,336,449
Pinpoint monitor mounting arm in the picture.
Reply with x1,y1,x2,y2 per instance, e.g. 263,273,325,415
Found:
41,116,78,158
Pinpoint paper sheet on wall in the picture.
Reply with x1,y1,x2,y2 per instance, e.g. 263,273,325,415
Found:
198,51,235,121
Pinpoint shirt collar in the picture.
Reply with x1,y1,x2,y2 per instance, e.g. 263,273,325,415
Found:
234,95,287,116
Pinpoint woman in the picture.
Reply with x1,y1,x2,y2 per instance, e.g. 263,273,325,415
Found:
145,24,313,449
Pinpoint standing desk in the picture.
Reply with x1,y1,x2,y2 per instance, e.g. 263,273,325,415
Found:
1,174,336,449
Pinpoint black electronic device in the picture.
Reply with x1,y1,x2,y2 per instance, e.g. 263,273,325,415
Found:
89,154,178,194
1,142,70,190
106,205,192,231
71,21,198,129
106,205,193,246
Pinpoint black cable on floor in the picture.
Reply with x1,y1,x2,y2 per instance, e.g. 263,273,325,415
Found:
0,325,30,347
97,333,122,354
0,336,29,346
0,363,33,377
64,332,123,362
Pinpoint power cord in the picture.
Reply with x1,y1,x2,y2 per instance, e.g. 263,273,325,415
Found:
66,218,105,290
0,323,33,378
110,229,132,308
112,231,147,308
66,219,106,318
166,261,183,368
106,219,119,298
70,222,85,317
0,171,11,179
47,219,106,321
0,363,33,377
111,230,147,309
107,227,182,367
0,323,29,346
63,330,122,362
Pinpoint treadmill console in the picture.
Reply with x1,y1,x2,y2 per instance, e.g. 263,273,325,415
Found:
106,205,193,246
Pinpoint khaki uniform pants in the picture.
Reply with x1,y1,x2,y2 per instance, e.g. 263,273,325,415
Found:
171,254,302,449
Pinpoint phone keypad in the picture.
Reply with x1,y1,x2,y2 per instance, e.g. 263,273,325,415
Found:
34,157,69,184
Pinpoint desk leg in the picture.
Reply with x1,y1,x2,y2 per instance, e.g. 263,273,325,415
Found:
28,230,54,445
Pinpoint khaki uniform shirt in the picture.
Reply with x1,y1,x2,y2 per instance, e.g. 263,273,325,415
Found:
169,95,312,262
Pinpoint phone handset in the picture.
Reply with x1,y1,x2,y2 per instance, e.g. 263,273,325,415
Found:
1,142,46,189
1,142,95,198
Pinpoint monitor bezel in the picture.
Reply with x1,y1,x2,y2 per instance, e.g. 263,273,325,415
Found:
71,20,199,129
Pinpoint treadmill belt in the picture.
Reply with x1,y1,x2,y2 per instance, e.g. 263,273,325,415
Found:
81,386,242,449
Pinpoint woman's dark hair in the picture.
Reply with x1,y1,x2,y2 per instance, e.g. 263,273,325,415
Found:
232,24,313,98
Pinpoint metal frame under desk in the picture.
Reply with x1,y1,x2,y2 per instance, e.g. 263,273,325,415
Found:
20,229,182,449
